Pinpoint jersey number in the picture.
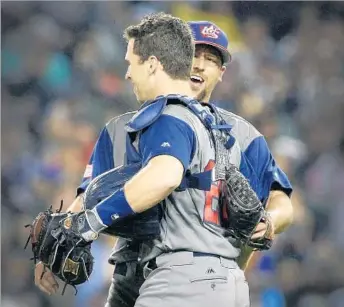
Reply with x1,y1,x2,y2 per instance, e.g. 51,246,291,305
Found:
203,160,229,226
203,160,221,225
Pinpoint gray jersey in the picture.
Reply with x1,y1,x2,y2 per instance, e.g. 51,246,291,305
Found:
104,104,263,263
143,104,261,261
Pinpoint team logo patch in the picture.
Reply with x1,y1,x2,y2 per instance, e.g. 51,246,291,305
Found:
200,25,220,39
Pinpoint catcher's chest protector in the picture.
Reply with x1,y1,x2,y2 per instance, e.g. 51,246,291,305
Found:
89,95,234,240
125,95,235,190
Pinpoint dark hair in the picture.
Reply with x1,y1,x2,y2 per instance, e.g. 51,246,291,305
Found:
124,12,194,80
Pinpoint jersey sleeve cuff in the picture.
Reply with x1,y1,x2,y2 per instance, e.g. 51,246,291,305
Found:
270,181,293,197
91,188,136,226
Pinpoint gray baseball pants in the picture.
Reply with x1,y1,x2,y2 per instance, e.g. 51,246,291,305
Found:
106,251,250,307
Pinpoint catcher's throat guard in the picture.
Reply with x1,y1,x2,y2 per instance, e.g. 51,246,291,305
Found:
83,163,161,240
82,95,225,240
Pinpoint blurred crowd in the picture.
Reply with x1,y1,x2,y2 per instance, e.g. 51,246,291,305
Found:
2,2,344,307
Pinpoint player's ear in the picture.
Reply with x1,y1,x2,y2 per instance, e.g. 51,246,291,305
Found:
147,56,159,75
218,66,226,82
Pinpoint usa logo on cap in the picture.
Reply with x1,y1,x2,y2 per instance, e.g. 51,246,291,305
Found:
200,25,220,39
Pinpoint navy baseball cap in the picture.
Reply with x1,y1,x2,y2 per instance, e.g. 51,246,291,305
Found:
188,21,232,66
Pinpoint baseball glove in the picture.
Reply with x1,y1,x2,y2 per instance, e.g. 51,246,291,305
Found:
24,201,94,295
221,164,274,251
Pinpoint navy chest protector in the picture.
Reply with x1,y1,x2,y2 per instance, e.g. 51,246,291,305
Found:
83,95,234,240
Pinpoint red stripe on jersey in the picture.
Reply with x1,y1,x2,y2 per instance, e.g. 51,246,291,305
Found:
204,181,221,224
203,159,221,225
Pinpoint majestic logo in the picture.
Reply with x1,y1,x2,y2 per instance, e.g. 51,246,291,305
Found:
206,267,216,274
161,142,171,148
111,213,120,220
200,25,220,39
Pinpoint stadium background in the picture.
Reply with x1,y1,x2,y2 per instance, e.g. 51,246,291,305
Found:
2,1,344,306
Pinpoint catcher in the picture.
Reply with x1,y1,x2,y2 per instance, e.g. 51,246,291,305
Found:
26,14,293,307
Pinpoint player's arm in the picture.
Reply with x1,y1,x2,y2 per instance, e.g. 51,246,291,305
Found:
237,245,255,271
124,155,184,212
71,126,115,213
66,194,84,212
86,114,195,229
256,189,293,236
237,190,293,271
237,136,293,271
126,114,195,213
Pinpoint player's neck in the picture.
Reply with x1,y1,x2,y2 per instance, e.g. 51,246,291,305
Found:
202,93,212,104
154,76,194,98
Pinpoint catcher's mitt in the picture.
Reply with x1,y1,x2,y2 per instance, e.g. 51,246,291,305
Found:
24,202,94,295
221,164,274,251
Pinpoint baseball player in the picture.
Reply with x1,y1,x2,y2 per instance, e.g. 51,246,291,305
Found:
34,16,293,307
103,21,293,307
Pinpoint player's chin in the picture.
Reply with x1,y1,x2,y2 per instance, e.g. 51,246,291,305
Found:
189,80,206,99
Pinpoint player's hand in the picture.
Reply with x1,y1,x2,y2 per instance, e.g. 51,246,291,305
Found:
250,220,275,240
34,261,59,295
